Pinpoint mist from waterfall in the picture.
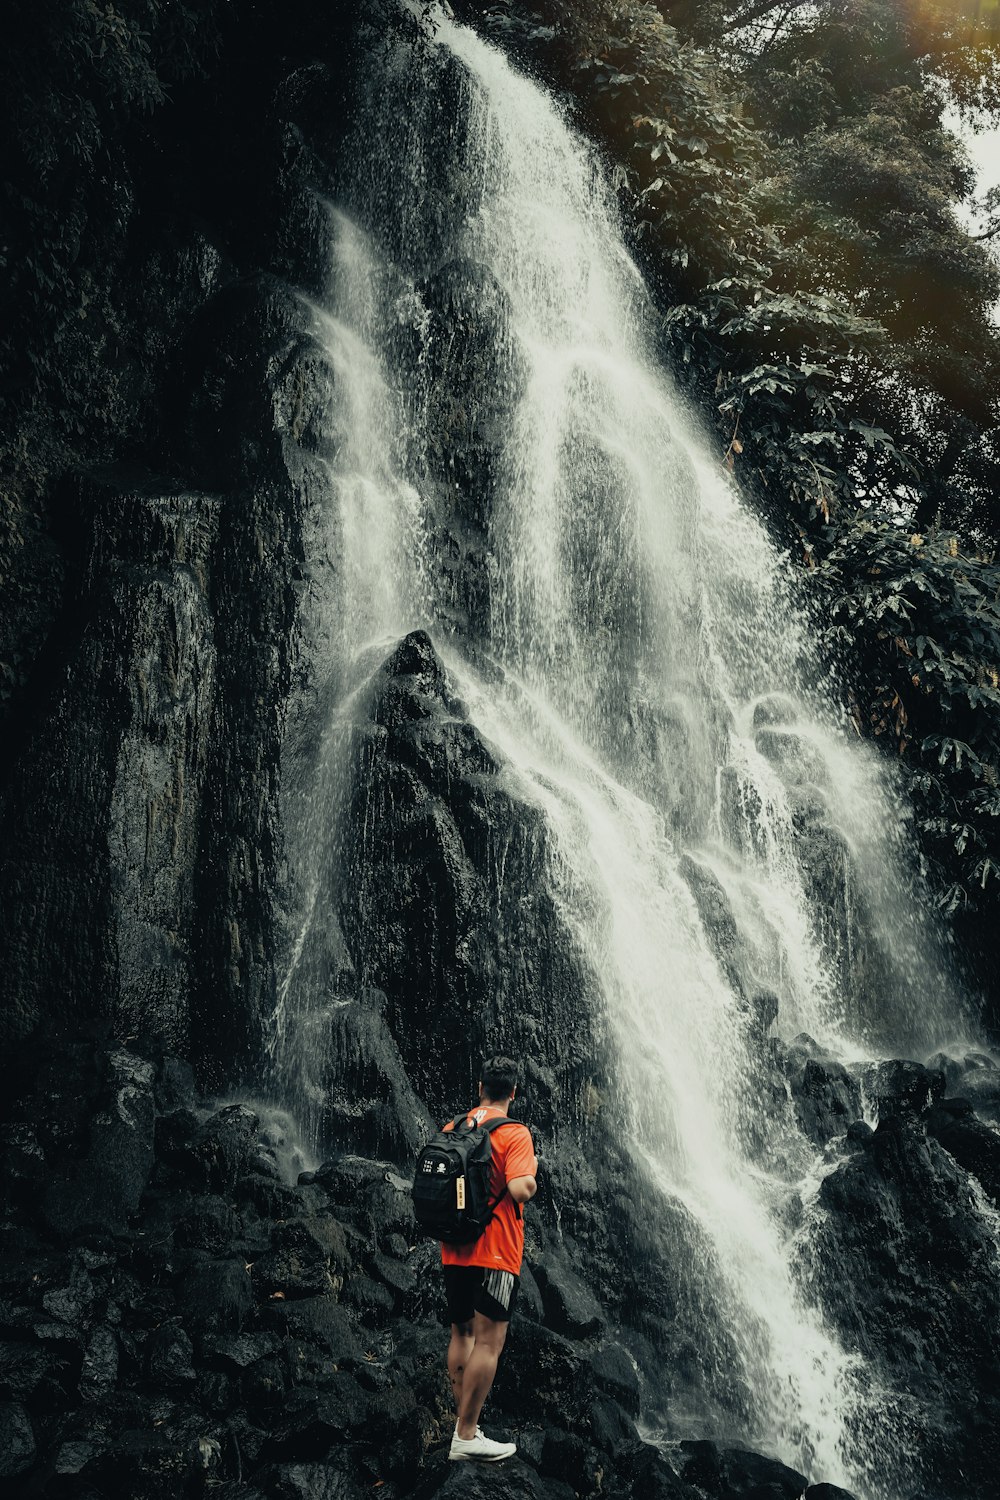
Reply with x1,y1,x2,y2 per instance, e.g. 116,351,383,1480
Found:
269,7,978,1495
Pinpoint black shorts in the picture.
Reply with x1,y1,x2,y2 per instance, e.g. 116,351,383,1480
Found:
443,1265,520,1325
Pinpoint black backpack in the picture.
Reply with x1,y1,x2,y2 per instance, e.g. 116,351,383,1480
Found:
412,1114,515,1243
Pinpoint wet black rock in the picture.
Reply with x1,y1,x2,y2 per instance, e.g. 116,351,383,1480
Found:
0,1124,46,1203
176,1194,244,1256
678,854,746,999
146,1320,197,1387
181,1105,262,1193
320,986,436,1162
79,1324,119,1402
927,1096,1000,1203
749,988,780,1033
261,1459,364,1500
411,258,528,638
41,1049,156,1238
679,1440,808,1499
417,1458,574,1500
263,1380,370,1458
927,1051,1000,1121
589,1340,640,1415
201,1330,283,1371
261,1295,363,1366
605,1442,695,1500
539,1429,605,1493
862,1058,945,1118
0,1343,52,1404
789,1056,861,1146
176,1257,254,1333
339,629,608,1136
808,1110,1000,1495
0,1401,35,1477
533,1253,605,1339
755,726,829,789
252,1222,337,1300
155,1057,197,1114
806,1485,859,1500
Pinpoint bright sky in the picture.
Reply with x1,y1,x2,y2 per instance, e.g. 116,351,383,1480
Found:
947,111,1000,232
965,126,1000,186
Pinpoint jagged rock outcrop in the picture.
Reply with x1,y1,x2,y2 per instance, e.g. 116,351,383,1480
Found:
801,1058,1000,1498
0,1032,871,1500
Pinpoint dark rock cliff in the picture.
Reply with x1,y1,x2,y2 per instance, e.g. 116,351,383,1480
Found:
2,5,1000,1500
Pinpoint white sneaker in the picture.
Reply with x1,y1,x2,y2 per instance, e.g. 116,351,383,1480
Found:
449,1427,517,1462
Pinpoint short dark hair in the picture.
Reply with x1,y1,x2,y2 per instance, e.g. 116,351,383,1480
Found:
480,1055,519,1101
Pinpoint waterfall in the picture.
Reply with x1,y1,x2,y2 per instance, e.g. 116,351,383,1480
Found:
270,7,977,1495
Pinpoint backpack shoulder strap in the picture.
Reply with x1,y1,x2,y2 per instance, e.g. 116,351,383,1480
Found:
481,1116,516,1132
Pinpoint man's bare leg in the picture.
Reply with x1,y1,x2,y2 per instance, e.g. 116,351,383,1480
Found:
455,1311,508,1439
447,1319,475,1414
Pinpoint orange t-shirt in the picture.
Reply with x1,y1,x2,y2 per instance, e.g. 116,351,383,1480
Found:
439,1105,537,1275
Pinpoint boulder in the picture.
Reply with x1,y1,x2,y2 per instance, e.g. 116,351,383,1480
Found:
604,1442,694,1499
175,1194,243,1255
262,1460,365,1500
79,1324,119,1401
589,1340,640,1415
532,1253,604,1339
927,1052,1000,1122
200,1331,283,1372
155,1057,197,1114
679,1441,808,1499
146,1320,197,1387
787,1055,861,1146
588,1396,639,1457
811,1111,1000,1494
242,1355,289,1409
181,1105,261,1192
252,1221,337,1301
539,1429,603,1493
419,1455,575,1500
493,1323,592,1426
927,1097,1000,1204
176,1258,254,1333
0,1401,35,1477
262,1381,368,1459
862,1059,944,1119
0,1341,52,1403
42,1050,156,1237
340,1274,395,1324
260,1296,364,1365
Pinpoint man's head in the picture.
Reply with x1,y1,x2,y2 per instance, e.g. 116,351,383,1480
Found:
479,1055,519,1104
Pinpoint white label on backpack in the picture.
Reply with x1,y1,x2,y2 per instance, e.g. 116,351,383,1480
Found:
456,1176,466,1209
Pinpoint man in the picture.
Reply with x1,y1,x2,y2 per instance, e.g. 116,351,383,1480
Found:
442,1055,537,1463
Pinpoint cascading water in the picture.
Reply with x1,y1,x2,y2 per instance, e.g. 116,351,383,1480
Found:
270,6,981,1495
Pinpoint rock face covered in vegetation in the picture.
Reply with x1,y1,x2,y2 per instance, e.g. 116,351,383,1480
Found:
2,4,1000,1500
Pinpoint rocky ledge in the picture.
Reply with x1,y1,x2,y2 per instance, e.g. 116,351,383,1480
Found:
0,1033,854,1500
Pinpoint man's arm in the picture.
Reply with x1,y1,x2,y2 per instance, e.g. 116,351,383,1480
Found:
507,1173,537,1204
503,1123,538,1204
